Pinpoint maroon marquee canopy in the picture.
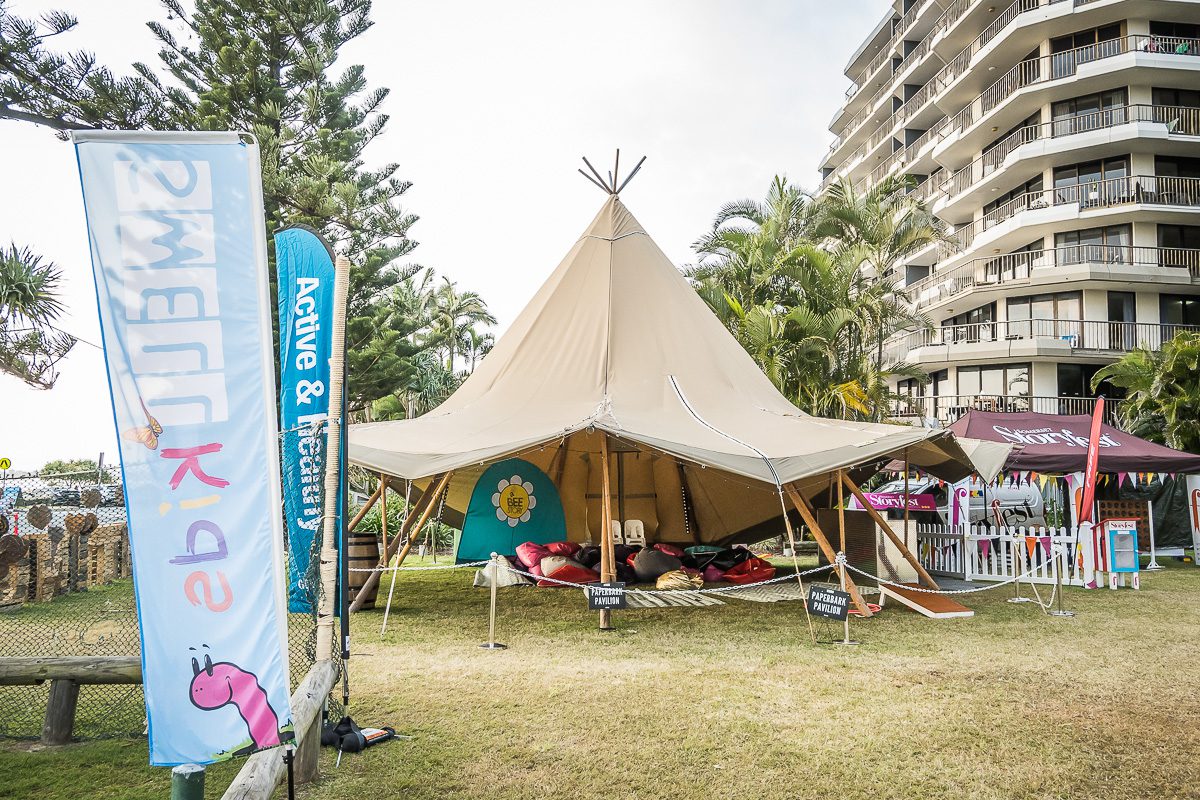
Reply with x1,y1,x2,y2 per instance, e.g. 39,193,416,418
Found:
947,410,1200,474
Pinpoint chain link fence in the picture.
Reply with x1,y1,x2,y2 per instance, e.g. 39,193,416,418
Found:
0,447,334,740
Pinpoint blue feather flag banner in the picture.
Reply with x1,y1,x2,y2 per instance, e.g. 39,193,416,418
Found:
275,226,343,613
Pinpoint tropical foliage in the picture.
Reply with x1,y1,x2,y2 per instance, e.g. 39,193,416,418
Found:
1092,331,1200,453
0,243,75,389
690,176,942,419
0,0,493,411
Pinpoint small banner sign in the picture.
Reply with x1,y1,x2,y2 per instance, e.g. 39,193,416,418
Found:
807,585,850,621
74,131,293,765
587,582,628,610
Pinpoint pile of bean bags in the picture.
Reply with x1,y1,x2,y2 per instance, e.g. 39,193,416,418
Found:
509,540,775,588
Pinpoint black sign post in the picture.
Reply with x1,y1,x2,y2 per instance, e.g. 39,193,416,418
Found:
588,582,627,610
807,585,850,621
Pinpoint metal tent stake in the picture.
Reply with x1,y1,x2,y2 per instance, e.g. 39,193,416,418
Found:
1048,545,1076,618
479,554,507,650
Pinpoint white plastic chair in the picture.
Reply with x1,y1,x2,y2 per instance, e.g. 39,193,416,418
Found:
610,519,624,545
624,519,646,547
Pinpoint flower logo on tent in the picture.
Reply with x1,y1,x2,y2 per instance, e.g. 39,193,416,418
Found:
492,475,536,527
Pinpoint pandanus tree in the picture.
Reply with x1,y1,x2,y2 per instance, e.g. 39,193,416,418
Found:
0,244,75,389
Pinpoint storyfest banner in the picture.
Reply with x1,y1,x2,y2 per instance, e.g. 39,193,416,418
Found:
74,131,294,766
275,226,343,614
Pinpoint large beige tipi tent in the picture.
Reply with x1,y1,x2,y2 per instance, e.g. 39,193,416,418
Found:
348,188,1006,611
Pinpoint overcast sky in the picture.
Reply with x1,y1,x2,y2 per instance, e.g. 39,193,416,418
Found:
0,0,878,471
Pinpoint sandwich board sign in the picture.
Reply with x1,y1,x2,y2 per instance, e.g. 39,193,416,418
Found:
587,582,627,610
807,585,850,620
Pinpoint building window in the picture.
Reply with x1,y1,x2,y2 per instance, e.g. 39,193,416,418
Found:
1158,224,1200,250
983,240,1042,282
1149,21,1199,38
1051,88,1128,135
1155,156,1200,178
1053,156,1129,204
1055,225,1131,264
956,365,1030,408
1050,24,1122,78
1160,294,1200,328
940,303,996,343
983,174,1044,222
1008,292,1083,341
1152,87,1200,107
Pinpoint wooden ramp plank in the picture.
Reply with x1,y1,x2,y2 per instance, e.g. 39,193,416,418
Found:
880,583,974,619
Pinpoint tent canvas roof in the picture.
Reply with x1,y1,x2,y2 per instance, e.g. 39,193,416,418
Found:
948,409,1200,474
349,195,1007,512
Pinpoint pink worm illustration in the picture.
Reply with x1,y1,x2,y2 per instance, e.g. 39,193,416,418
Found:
189,654,281,749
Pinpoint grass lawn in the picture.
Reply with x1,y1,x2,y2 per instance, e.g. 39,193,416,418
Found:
2,555,1199,799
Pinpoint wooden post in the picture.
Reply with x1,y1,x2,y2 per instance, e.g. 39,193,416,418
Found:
599,434,615,630
903,449,911,531
293,711,321,784
346,482,383,534
784,485,873,617
41,678,79,745
315,255,352,662
840,472,940,589
170,765,206,800
348,472,452,613
379,474,389,561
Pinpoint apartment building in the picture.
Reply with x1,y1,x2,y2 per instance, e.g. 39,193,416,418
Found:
819,0,1200,426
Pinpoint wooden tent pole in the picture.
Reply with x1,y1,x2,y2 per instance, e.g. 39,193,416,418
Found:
840,472,940,590
345,483,383,534
784,485,873,617
379,474,389,563
599,434,616,630
348,472,452,613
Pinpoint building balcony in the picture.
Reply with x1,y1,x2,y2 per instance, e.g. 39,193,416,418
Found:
946,174,1200,255
933,34,1200,168
885,318,1200,369
935,104,1200,220
906,245,1200,313
889,393,1121,425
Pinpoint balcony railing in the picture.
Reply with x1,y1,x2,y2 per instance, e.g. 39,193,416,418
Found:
887,319,1200,364
845,0,937,104
946,35,1200,143
946,175,1200,253
906,246,1200,310
889,394,1120,425
941,105,1200,201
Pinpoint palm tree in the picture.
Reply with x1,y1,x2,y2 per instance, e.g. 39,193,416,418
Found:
816,175,948,418
431,277,496,372
0,243,75,389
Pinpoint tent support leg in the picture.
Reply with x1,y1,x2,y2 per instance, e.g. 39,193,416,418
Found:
599,434,615,631
348,473,453,613
345,483,383,534
840,472,940,590
784,485,873,617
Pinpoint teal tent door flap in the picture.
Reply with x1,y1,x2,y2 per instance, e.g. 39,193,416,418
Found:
458,458,566,562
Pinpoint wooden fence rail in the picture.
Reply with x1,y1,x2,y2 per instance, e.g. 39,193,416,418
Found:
0,656,142,745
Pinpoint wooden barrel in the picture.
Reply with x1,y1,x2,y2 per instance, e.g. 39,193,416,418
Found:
346,531,381,609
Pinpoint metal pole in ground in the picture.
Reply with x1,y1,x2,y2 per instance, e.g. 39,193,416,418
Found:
480,553,507,649
170,764,205,800
1049,544,1076,617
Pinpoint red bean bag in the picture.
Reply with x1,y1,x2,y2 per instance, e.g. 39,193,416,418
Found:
516,541,551,569
722,557,775,585
527,562,544,579
626,553,639,568
702,565,726,583
653,543,686,558
537,557,600,587
545,541,581,558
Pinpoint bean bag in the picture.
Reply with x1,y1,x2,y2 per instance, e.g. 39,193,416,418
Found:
545,541,581,558
709,546,754,572
722,557,775,585
473,555,531,587
702,564,726,583
632,548,682,583
614,543,641,564
653,543,686,558
537,556,600,588
575,545,601,568
613,562,638,584
656,569,703,590
527,562,544,579
516,541,551,570
680,566,702,578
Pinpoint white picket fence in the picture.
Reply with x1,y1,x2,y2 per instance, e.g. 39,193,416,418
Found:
916,524,1086,586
